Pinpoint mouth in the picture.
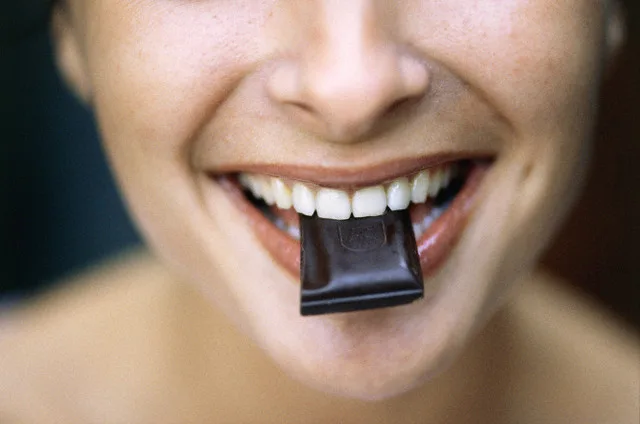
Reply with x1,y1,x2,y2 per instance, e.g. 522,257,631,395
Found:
214,156,492,283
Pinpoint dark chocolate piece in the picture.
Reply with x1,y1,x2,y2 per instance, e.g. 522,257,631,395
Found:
300,209,423,316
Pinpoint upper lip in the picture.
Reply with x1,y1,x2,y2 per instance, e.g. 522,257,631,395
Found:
209,151,494,189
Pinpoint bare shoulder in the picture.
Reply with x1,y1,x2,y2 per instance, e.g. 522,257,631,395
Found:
505,270,639,424
0,250,183,423
0,249,173,345
0,251,298,424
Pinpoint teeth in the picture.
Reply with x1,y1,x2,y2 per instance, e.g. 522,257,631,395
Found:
411,171,429,204
238,173,252,188
238,163,460,220
272,178,293,209
352,186,387,218
261,179,276,205
442,166,452,188
386,178,411,211
292,183,315,216
413,215,435,238
316,188,351,220
427,168,443,198
243,175,261,198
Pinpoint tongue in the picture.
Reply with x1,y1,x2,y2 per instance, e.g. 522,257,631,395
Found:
270,205,300,228
409,200,434,224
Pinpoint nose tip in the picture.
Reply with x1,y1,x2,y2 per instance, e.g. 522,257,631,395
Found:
266,4,430,143
269,50,429,143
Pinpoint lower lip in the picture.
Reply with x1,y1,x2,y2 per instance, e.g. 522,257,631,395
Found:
217,163,489,282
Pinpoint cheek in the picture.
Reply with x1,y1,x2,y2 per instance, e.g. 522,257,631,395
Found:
421,0,603,217
407,0,604,136
76,3,277,275
84,1,271,163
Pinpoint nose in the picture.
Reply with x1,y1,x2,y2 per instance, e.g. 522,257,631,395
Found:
267,0,429,143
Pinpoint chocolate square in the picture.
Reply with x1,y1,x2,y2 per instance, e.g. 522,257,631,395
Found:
300,209,423,315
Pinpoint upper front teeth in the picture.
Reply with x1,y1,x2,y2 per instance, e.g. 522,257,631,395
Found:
292,184,315,216
386,177,411,211
316,189,351,220
239,164,457,220
352,186,387,218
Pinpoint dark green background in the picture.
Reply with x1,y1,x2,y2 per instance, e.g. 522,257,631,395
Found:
1,0,140,300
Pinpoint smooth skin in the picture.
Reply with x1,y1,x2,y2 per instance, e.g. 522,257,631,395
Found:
1,1,638,423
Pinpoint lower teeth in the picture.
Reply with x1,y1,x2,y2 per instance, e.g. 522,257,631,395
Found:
273,204,448,241
411,201,450,239
272,216,302,240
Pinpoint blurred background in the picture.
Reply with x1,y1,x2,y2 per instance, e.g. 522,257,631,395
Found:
1,1,638,327
1,0,140,302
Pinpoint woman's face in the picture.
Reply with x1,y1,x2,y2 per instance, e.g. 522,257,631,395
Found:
56,0,621,399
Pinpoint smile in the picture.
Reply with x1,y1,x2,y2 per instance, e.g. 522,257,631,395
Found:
215,156,491,282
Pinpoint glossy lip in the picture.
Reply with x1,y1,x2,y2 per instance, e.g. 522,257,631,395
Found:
215,158,491,281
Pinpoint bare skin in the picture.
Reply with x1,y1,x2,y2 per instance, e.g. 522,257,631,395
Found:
0,252,637,424
1,0,637,422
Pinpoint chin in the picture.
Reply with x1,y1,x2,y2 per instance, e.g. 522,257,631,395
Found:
265,305,462,401
232,220,515,402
